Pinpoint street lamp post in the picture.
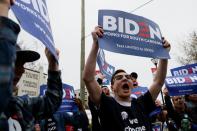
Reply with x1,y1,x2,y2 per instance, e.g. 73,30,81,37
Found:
80,0,85,105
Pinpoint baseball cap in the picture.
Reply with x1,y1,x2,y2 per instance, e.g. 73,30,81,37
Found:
16,44,40,63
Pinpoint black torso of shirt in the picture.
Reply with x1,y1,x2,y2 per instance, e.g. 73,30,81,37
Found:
99,91,155,131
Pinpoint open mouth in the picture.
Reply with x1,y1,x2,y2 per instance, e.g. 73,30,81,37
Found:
122,84,130,90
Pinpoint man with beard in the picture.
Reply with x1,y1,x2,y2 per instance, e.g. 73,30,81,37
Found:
83,26,170,131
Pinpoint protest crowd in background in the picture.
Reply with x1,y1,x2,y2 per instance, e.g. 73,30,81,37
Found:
0,0,197,130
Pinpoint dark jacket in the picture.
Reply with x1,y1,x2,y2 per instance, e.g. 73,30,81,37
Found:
73,111,89,131
88,97,101,131
0,16,20,115
3,70,63,131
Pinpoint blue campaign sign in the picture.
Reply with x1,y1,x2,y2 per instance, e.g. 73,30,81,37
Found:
165,74,197,96
95,70,110,85
97,49,115,82
40,83,78,113
98,10,170,59
102,78,110,85
11,0,57,59
131,86,148,98
170,63,197,76
152,124,161,131
149,107,162,117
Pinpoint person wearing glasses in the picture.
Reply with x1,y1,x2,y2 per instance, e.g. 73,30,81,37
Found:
83,26,170,131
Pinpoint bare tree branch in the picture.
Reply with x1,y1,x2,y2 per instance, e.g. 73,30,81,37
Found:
177,31,197,65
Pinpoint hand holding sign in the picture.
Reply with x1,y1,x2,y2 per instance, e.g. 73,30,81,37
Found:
97,72,106,79
92,26,104,43
162,37,171,52
45,48,59,71
163,87,169,96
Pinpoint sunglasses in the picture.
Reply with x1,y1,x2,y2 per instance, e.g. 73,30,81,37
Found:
114,74,131,81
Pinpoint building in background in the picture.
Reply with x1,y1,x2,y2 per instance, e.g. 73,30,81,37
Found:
17,66,47,97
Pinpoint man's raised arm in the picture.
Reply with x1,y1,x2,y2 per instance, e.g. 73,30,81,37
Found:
83,26,103,105
149,38,171,101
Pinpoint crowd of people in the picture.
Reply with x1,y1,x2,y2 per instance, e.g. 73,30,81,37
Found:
0,0,196,130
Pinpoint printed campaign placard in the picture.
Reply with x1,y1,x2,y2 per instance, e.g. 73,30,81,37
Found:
165,74,197,96
95,70,110,85
11,0,57,59
97,49,115,82
170,63,197,76
17,69,40,97
40,83,78,112
131,86,148,98
98,10,170,59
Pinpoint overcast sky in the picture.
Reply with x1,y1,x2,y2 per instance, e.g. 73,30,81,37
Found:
13,0,197,90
